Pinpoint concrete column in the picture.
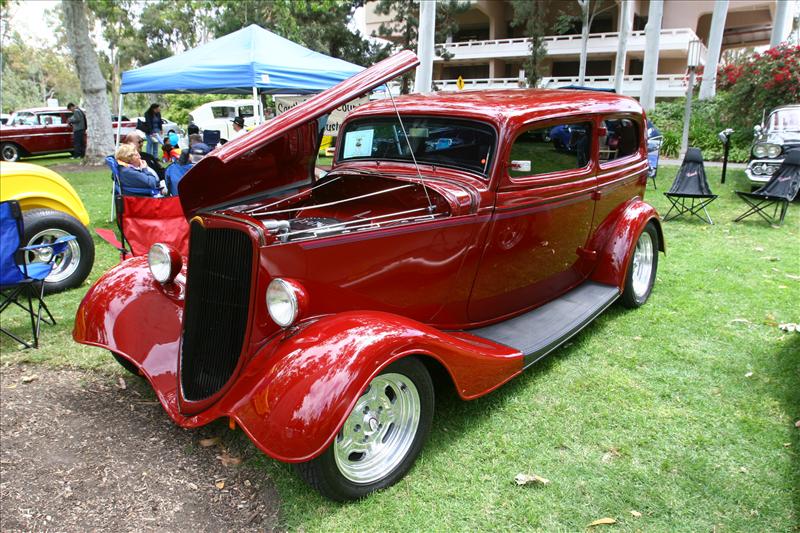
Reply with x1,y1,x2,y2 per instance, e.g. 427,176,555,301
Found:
414,0,435,94
699,0,728,100
640,0,663,111
614,0,633,94
770,0,791,47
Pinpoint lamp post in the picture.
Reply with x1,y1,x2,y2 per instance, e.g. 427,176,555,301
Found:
680,40,702,158
717,128,734,184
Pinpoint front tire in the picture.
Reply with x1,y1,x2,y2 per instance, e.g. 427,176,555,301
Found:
21,209,95,294
1,142,21,162
621,221,659,308
295,357,434,501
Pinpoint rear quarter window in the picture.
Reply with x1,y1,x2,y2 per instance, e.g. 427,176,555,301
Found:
508,121,592,178
600,117,640,162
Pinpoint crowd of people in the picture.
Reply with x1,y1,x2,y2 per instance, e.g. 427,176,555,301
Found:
108,102,251,198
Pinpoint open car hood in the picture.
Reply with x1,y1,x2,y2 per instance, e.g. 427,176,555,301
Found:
179,51,420,217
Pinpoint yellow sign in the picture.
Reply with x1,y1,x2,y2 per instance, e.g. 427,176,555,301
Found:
456,76,464,90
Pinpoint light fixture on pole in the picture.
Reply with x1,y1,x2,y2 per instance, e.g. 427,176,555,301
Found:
680,39,703,157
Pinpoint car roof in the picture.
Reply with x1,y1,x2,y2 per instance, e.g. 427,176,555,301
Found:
13,107,69,113
348,89,644,128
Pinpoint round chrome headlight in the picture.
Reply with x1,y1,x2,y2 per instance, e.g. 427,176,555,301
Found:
753,144,768,158
148,243,182,284
752,164,763,175
766,144,781,158
267,278,307,328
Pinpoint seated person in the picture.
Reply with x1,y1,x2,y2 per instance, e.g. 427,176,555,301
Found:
125,130,165,180
161,140,181,162
166,142,211,196
115,144,167,197
178,133,203,165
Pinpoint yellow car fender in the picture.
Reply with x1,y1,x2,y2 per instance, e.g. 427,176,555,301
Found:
0,162,91,226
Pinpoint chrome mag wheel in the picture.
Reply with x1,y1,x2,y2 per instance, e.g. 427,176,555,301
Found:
630,231,654,300
334,372,421,484
25,228,81,284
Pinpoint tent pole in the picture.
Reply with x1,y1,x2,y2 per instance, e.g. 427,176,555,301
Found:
252,86,261,125
111,92,124,222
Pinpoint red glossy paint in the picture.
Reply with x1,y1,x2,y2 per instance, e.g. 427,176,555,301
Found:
0,107,134,158
73,51,664,469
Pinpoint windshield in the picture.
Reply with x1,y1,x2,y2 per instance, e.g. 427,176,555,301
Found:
339,116,496,177
767,108,800,132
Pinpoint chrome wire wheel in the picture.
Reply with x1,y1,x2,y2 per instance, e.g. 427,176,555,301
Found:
334,373,421,485
25,228,81,284
631,231,654,300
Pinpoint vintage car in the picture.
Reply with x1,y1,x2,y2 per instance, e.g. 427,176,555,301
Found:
0,162,95,292
188,99,258,141
746,104,800,186
74,51,664,501
0,107,135,161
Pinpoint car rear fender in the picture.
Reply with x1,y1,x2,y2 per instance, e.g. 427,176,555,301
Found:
1,163,91,225
588,198,664,290
227,311,522,462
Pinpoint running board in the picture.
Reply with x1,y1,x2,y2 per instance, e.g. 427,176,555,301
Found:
466,281,620,368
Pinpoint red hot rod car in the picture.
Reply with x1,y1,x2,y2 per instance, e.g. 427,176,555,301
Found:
74,51,664,501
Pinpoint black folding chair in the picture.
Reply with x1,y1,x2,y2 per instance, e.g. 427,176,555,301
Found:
734,150,800,226
663,148,718,224
202,129,221,146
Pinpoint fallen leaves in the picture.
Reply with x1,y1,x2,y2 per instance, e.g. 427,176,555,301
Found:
739,466,748,473
116,377,127,390
514,473,550,486
20,375,38,384
602,447,621,463
630,510,642,518
199,437,220,448
744,371,754,378
587,517,616,527
217,451,242,467
214,479,225,490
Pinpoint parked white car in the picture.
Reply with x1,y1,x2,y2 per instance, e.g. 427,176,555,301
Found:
188,100,258,141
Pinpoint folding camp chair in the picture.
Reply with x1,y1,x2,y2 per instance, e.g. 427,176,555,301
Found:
647,135,663,189
734,150,800,226
202,129,221,146
663,148,718,224
97,157,189,260
1,200,76,348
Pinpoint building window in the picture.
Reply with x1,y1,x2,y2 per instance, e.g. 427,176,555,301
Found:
628,59,644,76
551,60,613,77
600,118,640,162
508,121,592,178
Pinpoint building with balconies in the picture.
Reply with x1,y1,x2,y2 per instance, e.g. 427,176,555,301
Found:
365,0,790,97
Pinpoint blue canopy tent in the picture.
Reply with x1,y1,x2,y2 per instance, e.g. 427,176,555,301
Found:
116,24,364,137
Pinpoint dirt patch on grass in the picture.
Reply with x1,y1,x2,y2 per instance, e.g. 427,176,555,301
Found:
0,364,281,532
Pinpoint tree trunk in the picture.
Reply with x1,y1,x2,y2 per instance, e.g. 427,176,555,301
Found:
61,0,114,165
578,0,590,85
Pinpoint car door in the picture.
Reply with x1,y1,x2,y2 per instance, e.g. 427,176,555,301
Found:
468,117,597,323
40,112,72,152
592,114,648,232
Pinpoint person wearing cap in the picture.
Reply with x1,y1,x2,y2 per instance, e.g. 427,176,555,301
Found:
230,116,247,140
166,142,212,196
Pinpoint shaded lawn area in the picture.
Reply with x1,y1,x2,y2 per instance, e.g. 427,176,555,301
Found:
1,159,798,531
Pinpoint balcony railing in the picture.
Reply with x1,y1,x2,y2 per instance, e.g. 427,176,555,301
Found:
435,28,706,62
434,74,688,98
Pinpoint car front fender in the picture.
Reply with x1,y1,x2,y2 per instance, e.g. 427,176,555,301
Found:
225,311,522,463
0,162,91,225
589,198,664,290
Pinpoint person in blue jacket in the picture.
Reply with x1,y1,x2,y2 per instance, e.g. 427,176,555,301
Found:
115,144,166,197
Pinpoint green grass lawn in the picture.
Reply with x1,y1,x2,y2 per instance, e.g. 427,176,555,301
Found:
1,160,797,531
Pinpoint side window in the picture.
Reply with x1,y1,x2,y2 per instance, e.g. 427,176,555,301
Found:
238,105,254,118
508,121,592,178
211,106,236,119
41,114,64,125
14,112,36,125
600,118,640,162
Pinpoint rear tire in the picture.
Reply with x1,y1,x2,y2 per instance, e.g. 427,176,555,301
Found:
1,142,21,162
21,209,95,294
294,357,434,501
621,221,659,308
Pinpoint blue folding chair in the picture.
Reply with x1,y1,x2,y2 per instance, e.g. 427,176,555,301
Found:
1,200,76,348
647,135,663,189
